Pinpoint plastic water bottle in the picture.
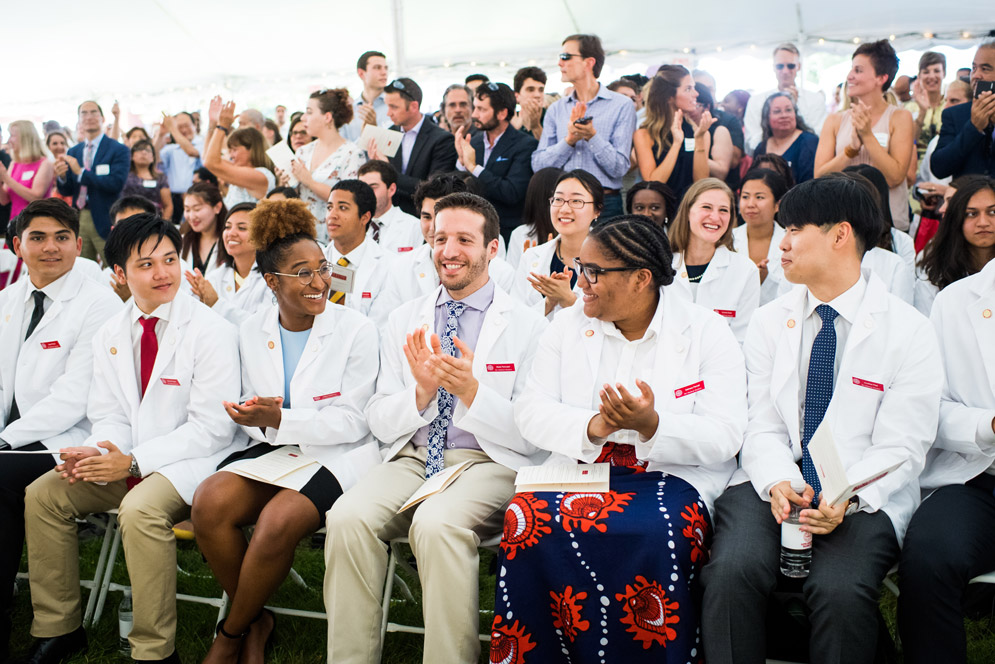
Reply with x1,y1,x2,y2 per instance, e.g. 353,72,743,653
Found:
118,588,133,655
780,483,812,578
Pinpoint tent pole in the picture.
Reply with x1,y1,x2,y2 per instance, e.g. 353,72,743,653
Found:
392,0,407,74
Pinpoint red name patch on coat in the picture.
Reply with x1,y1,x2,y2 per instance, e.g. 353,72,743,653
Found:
313,392,341,402
714,309,736,318
40,341,61,349
362,292,372,299
486,363,515,372
397,246,414,252
674,381,705,398
852,377,884,391
160,378,180,386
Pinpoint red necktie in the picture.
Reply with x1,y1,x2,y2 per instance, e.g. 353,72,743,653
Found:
139,317,159,398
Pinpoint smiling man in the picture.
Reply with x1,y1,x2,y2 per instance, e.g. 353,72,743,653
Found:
22,214,242,664
325,192,547,664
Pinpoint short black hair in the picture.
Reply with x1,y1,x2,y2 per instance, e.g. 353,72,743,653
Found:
194,166,219,186
11,198,80,238
109,196,157,223
562,34,606,78
384,78,423,105
465,73,489,85
555,169,605,213
514,66,547,92
475,82,516,123
358,160,398,189
330,179,377,225
105,213,182,272
589,214,676,288
433,192,500,246
266,186,300,199
853,39,900,91
778,174,881,256
357,50,386,70
414,174,468,213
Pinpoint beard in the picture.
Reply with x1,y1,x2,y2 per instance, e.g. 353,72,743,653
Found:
436,251,489,292
472,116,499,131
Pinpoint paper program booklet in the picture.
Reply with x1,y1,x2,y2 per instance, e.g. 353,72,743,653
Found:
226,446,319,491
397,460,474,512
807,422,903,507
515,463,610,493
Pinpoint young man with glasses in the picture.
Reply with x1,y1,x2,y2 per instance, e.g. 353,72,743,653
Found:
531,34,637,221
743,43,828,152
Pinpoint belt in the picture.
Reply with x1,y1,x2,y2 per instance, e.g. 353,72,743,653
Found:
603,188,620,195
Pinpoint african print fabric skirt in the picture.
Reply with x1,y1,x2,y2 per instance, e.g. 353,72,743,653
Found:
488,442,710,664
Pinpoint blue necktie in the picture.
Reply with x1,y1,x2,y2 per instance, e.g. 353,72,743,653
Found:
425,300,466,478
801,304,838,506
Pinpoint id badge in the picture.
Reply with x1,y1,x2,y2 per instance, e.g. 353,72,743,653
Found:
684,137,695,152
95,164,110,176
329,263,356,294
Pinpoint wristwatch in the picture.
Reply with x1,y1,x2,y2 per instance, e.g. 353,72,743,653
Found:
845,496,860,516
128,455,142,479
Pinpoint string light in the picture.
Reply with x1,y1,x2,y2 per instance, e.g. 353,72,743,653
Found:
923,32,934,39
682,47,690,54
818,38,825,45
888,34,896,41
962,31,972,39
852,37,860,44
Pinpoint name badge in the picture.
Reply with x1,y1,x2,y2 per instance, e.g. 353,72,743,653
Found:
486,363,515,372
397,246,414,253
329,263,356,294
873,131,889,148
143,179,157,188
674,381,704,398
852,377,884,392
40,340,61,349
160,378,181,386
714,309,736,318
21,170,35,180
684,137,695,152
95,164,110,176
361,292,372,299
312,392,340,401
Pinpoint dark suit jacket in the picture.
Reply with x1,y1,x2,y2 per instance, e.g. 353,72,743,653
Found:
389,116,458,215
470,127,538,236
931,102,995,179
56,135,131,238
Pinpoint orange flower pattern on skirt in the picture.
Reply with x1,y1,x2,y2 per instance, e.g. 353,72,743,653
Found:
559,490,635,533
616,575,681,649
681,502,709,564
500,493,553,560
549,585,591,642
489,615,537,664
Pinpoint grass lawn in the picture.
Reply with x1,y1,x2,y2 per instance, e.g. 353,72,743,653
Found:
9,526,995,664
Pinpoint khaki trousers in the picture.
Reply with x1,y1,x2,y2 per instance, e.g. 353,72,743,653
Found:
78,209,106,264
25,472,189,660
324,444,516,664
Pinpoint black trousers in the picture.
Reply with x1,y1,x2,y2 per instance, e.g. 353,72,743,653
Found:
700,482,900,664
898,474,995,664
0,442,56,646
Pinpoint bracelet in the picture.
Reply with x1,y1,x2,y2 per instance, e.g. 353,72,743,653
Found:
217,125,231,135
844,145,861,159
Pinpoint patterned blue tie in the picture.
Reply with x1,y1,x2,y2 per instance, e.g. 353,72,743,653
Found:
801,304,838,506
425,300,466,478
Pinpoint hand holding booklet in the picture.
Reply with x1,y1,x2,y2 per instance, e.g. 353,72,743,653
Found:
515,463,610,493
807,421,903,507
360,125,403,158
265,141,299,187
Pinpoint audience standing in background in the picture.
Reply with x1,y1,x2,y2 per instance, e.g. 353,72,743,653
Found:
204,99,277,208
0,121,54,220
342,50,391,142
910,52,948,165
932,41,995,180
753,92,820,184
512,66,548,141
357,160,423,254
157,112,203,224
120,140,172,219
440,84,475,136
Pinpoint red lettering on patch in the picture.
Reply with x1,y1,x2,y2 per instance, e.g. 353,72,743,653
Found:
40,341,61,349
714,309,736,318
674,381,704,398
312,392,341,402
160,378,180,386
852,377,884,391
486,363,515,372
397,246,414,252
362,292,372,299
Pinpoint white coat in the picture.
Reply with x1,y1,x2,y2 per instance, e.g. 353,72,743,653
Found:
739,274,943,539
0,268,123,450
237,305,381,492
514,287,747,512
861,247,914,305
366,283,549,470
731,223,789,306
512,238,584,318
205,264,273,326
919,259,995,493
84,292,244,504
892,229,915,272
912,264,940,317
671,245,761,344
324,238,394,328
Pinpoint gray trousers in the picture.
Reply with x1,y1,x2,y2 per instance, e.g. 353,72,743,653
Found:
700,482,899,664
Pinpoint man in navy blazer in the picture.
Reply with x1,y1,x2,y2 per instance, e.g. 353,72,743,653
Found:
455,82,538,242
54,101,130,262
931,42,995,180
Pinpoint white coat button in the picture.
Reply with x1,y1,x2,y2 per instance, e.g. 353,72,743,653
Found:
984,309,992,319
226,285,232,292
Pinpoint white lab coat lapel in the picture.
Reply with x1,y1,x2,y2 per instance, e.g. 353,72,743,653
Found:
698,245,731,287
256,307,287,398
106,314,141,418
654,291,693,395
288,305,336,396
968,274,995,397
771,287,806,449
471,287,512,375
142,299,187,403
0,280,26,413
414,247,438,295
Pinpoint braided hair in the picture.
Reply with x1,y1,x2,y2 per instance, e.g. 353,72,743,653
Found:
588,214,676,288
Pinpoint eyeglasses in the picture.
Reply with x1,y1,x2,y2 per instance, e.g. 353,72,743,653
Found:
775,63,798,70
385,79,416,101
559,53,583,61
550,197,595,209
270,262,333,286
573,258,649,284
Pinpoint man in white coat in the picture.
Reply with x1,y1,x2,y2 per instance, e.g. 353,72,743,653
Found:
0,200,122,662
700,174,943,664
898,257,995,664
324,192,548,664
22,214,243,664
357,160,424,255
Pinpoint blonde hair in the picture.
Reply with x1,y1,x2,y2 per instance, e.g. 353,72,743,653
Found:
668,178,736,254
9,121,44,163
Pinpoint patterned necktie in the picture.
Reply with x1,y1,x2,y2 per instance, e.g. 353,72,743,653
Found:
801,304,838,506
369,219,381,243
328,256,350,304
7,291,47,426
425,300,466,478
76,142,95,209
139,317,159,398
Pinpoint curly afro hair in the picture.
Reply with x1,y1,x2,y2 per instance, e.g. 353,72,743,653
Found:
249,198,319,274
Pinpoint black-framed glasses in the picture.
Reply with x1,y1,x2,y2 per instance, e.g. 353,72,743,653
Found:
270,262,332,286
573,258,649,284
775,63,798,70
550,196,595,209
559,53,583,61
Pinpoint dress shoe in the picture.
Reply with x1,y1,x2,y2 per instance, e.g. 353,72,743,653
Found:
133,650,180,664
23,626,87,664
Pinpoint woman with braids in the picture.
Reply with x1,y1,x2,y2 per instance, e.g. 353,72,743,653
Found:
914,175,995,315
491,214,746,664
190,198,380,664
668,178,761,344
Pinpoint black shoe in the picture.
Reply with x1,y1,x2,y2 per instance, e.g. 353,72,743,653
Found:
23,626,87,664
132,650,180,664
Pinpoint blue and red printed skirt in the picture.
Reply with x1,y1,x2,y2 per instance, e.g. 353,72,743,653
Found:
489,443,710,664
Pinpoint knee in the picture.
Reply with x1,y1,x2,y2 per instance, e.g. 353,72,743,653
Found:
805,573,877,614
117,493,170,537
409,511,469,553
24,473,64,519
701,546,775,595
325,496,377,545
190,476,230,528
252,510,312,555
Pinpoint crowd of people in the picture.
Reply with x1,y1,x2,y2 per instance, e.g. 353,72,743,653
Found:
1,29,994,664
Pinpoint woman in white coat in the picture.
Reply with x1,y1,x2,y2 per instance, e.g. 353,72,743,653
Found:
494,215,746,663
669,178,761,343
733,168,790,305
513,169,602,318
190,200,379,664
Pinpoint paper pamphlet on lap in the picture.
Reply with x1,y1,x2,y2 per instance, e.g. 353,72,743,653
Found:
0,449,62,455
515,463,610,493
226,446,318,492
397,460,474,512
807,421,903,507
265,141,299,187
360,125,403,158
